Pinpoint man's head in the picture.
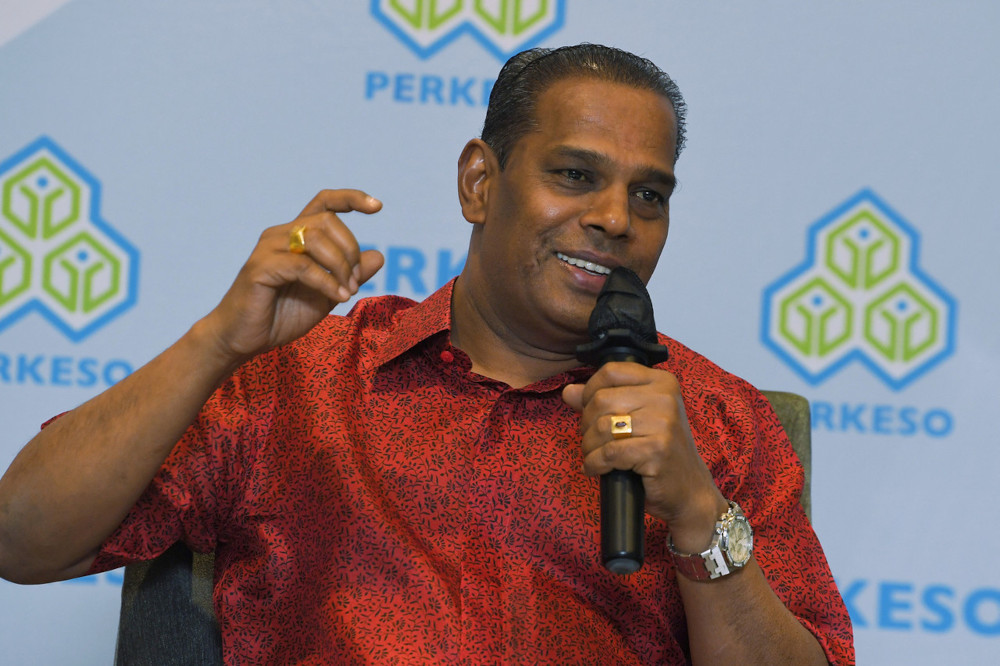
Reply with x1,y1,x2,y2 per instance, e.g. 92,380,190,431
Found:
481,44,687,169
455,62,679,360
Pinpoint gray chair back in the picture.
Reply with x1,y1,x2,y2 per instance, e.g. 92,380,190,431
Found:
760,389,812,519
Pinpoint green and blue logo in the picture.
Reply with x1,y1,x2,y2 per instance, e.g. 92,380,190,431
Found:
371,0,566,60
0,137,139,341
762,189,955,391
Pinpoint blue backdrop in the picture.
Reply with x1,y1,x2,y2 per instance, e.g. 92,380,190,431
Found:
2,1,998,663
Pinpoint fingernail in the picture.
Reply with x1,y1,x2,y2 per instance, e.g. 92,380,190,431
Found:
349,276,359,293
352,264,361,283
338,286,351,302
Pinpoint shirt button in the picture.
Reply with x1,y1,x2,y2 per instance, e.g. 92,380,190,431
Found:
440,350,455,363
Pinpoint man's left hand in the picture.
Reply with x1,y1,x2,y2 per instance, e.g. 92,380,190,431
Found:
562,362,729,553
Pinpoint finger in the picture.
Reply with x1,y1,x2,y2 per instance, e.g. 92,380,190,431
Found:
578,362,655,405
258,225,348,303
581,435,665,478
357,249,385,285
579,412,642,456
578,384,650,429
274,240,383,305
298,189,383,217
300,213,364,290
582,439,626,477
561,384,585,412
292,249,383,308
579,371,682,431
283,202,375,294
257,250,355,307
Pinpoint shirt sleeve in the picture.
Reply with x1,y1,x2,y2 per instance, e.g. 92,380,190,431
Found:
86,362,264,575
703,383,855,665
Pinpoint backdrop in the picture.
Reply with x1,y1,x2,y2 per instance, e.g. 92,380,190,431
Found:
1,1,997,663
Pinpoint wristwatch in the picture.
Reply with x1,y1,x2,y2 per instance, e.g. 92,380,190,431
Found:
669,501,753,581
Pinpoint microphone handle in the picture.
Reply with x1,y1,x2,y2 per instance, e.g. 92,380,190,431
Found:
601,470,644,574
599,351,647,575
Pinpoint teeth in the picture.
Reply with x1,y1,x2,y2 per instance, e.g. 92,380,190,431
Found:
556,252,611,275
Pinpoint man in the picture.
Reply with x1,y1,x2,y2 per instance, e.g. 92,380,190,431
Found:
0,45,853,663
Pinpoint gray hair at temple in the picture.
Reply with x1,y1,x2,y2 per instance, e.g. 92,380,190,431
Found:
481,43,688,168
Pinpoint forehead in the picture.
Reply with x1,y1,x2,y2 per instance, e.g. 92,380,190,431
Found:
525,77,678,164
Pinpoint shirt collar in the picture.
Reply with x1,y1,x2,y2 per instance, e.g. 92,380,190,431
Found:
370,278,598,390
371,279,456,368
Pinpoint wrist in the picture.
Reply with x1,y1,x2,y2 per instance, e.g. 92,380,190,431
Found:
185,317,251,382
666,492,729,554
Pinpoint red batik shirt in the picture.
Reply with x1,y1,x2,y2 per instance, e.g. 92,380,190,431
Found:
89,280,854,664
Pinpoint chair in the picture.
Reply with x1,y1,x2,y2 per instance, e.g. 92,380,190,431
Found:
760,389,812,519
114,391,811,664
115,543,220,665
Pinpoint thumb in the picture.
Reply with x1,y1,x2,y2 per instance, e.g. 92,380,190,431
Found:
561,384,585,412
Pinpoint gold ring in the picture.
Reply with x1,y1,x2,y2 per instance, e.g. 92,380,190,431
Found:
610,415,632,439
289,226,307,254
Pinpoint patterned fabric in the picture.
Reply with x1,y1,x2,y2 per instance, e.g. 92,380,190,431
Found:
89,280,854,665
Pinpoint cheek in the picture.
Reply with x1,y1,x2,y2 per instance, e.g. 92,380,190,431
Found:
538,200,565,221
636,227,669,280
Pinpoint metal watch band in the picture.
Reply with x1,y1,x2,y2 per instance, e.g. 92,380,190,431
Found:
668,501,749,581
670,535,730,581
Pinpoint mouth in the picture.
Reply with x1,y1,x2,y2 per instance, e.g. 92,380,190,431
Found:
555,252,612,276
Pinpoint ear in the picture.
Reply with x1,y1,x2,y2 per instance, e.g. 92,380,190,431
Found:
457,138,497,225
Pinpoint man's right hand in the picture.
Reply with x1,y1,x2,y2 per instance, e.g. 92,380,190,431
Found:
201,189,385,366
0,189,385,584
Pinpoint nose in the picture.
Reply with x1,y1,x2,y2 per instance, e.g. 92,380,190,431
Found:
581,186,631,237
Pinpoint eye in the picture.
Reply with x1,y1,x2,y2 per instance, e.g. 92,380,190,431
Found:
633,187,665,205
561,169,588,182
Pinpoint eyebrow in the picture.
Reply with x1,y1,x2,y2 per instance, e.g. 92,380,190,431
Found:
552,145,677,191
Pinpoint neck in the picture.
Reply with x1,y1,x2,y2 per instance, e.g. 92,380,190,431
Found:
450,276,582,389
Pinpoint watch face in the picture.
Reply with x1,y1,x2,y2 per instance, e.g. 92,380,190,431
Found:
724,517,753,567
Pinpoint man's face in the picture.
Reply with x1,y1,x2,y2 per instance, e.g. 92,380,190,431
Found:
474,76,677,350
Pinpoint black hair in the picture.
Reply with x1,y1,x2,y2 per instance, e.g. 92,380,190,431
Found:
481,43,687,168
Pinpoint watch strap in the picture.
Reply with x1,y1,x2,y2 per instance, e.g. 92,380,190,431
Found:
671,536,731,580
668,501,749,581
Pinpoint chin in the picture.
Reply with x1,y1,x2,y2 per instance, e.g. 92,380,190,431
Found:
554,313,593,342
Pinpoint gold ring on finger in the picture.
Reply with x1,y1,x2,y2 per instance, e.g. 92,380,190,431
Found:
289,225,307,254
610,414,633,440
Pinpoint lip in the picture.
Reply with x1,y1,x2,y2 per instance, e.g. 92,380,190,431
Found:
555,250,620,293
555,250,620,273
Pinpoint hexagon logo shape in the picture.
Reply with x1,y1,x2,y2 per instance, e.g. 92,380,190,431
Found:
0,137,140,341
761,189,956,390
371,0,566,60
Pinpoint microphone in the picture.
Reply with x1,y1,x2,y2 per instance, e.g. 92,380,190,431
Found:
576,267,669,575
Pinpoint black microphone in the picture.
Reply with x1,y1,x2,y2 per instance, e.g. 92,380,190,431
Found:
575,267,669,575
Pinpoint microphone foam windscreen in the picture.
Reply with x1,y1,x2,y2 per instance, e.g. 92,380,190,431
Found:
587,267,658,343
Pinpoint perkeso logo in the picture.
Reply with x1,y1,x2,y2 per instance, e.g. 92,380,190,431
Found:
761,189,956,391
0,137,139,341
371,0,566,60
